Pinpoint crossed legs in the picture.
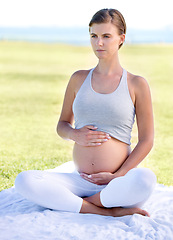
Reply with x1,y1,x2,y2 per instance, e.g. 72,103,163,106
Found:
15,167,156,217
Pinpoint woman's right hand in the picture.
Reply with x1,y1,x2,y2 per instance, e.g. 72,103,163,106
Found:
70,125,111,147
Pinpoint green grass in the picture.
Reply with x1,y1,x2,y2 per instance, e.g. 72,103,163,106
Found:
0,41,173,191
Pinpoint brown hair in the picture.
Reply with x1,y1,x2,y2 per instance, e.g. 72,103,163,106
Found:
89,9,126,49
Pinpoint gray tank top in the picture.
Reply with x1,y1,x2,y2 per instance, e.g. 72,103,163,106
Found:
72,68,135,145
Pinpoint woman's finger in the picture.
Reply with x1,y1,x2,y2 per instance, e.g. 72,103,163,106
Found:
90,138,109,143
80,173,95,182
90,131,110,137
87,142,102,146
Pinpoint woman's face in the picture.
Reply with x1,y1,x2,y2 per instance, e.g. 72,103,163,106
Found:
89,22,125,59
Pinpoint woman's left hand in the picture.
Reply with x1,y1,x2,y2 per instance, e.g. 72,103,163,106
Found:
80,172,115,185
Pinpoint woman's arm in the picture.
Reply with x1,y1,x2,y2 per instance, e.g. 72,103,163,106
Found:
114,75,154,177
57,71,77,140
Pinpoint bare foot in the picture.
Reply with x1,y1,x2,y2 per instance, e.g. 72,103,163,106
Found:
111,207,150,217
80,199,150,217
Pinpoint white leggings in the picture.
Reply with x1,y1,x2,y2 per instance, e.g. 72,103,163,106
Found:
15,167,156,213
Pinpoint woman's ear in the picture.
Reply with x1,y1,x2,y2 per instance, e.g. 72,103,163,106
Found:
119,34,126,49
120,34,125,45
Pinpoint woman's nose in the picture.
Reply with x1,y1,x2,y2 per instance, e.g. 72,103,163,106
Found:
97,37,103,46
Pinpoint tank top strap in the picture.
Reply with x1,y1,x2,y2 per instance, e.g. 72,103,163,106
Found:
85,68,95,85
78,68,94,92
89,67,95,78
123,69,130,93
118,68,128,91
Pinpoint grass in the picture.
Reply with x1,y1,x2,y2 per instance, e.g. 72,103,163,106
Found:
0,41,173,191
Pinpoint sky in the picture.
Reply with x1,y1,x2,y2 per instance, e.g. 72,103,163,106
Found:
0,0,173,30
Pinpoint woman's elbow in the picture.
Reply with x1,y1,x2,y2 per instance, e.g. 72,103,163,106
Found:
139,134,154,152
148,137,154,151
148,131,154,149
142,137,154,152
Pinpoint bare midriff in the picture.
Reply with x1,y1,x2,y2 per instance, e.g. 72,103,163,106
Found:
73,137,131,174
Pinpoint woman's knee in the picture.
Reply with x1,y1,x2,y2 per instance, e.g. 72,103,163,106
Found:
15,170,40,197
127,168,157,195
100,168,157,208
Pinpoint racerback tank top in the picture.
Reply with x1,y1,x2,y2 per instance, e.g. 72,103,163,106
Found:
72,68,135,145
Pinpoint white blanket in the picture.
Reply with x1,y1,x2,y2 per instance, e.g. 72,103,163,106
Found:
0,161,173,240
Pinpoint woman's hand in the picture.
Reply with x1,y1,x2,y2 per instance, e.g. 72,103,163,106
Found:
70,125,111,147
80,172,115,185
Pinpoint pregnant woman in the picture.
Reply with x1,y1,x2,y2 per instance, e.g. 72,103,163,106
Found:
15,8,156,217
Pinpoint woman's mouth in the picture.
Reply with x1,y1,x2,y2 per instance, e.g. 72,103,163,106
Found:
96,50,105,52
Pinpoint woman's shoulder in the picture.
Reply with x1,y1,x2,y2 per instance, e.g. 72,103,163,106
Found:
71,69,90,81
127,70,151,105
69,69,91,94
127,70,150,91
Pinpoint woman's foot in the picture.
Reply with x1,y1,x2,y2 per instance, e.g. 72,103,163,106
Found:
110,207,150,217
83,193,150,217
80,200,150,217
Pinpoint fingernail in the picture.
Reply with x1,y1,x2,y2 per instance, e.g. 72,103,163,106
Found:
106,134,111,138
88,175,92,178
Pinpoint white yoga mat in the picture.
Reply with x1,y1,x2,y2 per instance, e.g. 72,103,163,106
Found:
0,161,173,240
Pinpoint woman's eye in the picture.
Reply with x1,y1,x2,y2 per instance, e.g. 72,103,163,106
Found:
91,35,97,38
104,35,110,38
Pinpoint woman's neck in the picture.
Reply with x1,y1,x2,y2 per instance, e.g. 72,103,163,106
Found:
96,56,122,76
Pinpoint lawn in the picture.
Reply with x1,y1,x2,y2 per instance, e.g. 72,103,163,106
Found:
0,41,173,191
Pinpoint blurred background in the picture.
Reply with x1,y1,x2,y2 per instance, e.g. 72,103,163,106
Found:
0,0,173,44
0,0,173,190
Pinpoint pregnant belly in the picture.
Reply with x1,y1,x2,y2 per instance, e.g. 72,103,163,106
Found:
73,138,131,174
